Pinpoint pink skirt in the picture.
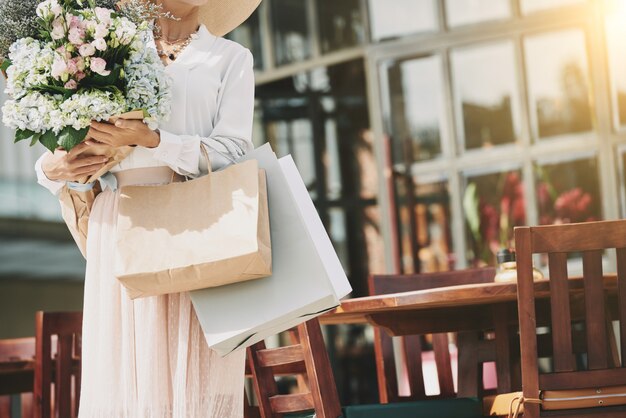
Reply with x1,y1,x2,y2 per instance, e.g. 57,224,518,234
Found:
78,167,245,418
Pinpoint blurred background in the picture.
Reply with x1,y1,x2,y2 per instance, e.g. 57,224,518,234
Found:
2,0,626,404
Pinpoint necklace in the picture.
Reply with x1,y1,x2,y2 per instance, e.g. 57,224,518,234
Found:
154,27,200,61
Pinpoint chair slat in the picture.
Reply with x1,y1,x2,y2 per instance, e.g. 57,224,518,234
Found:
268,393,314,414
402,335,425,399
55,335,73,418
548,252,575,372
530,220,626,253
373,327,399,403
539,367,626,391
256,345,304,368
432,333,455,397
616,247,626,366
583,250,608,370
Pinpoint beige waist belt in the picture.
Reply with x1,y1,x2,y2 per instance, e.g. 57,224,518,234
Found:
113,166,184,187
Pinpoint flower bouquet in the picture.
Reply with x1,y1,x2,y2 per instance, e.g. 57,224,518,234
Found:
0,0,172,183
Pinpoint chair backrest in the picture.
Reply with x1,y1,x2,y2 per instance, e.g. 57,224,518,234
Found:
369,268,496,403
515,220,626,418
0,338,35,418
246,318,342,418
34,311,82,418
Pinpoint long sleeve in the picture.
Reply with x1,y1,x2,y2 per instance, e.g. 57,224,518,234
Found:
152,48,255,176
35,152,65,196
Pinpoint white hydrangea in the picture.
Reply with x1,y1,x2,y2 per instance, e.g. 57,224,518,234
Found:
2,92,59,132
123,29,172,128
5,38,55,99
59,90,126,130
36,0,62,20
113,17,137,46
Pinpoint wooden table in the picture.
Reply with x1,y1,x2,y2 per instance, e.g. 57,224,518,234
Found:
0,359,34,396
321,276,618,396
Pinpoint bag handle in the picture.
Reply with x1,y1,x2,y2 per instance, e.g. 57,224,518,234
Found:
200,141,239,174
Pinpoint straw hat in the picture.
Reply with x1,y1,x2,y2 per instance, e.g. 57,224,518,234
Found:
197,0,262,37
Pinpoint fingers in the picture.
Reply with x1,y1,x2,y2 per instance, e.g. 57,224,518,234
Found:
70,155,109,168
67,141,93,158
87,127,114,145
73,162,107,176
90,121,117,134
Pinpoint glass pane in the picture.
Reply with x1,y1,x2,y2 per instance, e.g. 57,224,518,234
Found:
463,170,526,266
606,6,626,127
445,0,511,27
226,10,263,69
535,157,601,225
521,0,584,15
386,55,445,163
394,175,453,273
368,0,437,41
452,42,520,150
524,30,592,139
318,0,365,53
325,118,343,200
271,0,312,66
363,206,386,275
329,208,350,275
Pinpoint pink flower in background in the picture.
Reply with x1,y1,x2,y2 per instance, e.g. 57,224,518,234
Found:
554,187,594,223
90,57,110,76
68,27,85,45
94,7,112,25
51,57,68,80
64,79,77,89
79,43,95,57
66,59,77,74
92,38,107,51
51,17,65,40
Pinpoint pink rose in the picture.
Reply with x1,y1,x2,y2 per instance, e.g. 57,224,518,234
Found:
51,57,68,80
90,57,110,76
79,43,95,57
92,38,107,52
94,22,109,39
94,7,112,25
68,15,80,29
73,57,85,72
51,18,65,40
68,27,85,45
64,79,78,89
66,59,78,75
75,71,86,81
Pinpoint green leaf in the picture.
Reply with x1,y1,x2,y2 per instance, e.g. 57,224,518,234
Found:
30,132,43,146
14,129,36,143
463,182,481,242
39,130,59,152
0,59,11,72
58,126,89,151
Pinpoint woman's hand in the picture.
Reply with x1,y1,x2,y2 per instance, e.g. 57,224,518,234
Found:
41,141,110,182
88,120,160,148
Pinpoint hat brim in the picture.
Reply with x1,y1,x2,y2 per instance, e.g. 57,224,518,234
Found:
198,0,262,37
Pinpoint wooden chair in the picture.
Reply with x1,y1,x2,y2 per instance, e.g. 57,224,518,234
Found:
0,337,35,418
245,318,342,418
369,268,501,403
513,220,626,417
34,311,82,418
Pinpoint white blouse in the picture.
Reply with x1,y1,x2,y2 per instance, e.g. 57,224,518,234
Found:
35,24,255,195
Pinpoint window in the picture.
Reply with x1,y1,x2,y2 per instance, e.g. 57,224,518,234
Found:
606,7,626,128
368,0,437,41
271,0,312,65
463,169,526,266
535,157,602,225
385,55,446,163
451,42,521,150
521,0,585,15
445,0,511,27
524,30,592,139
317,0,365,53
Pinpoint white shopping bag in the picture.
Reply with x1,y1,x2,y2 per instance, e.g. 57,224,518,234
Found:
190,144,352,356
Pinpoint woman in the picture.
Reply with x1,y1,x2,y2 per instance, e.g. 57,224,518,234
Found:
34,0,261,416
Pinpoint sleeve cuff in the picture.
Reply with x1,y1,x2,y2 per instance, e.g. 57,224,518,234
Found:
151,129,184,166
35,153,66,196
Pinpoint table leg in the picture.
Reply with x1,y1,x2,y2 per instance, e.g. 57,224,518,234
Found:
493,304,512,394
457,331,481,397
